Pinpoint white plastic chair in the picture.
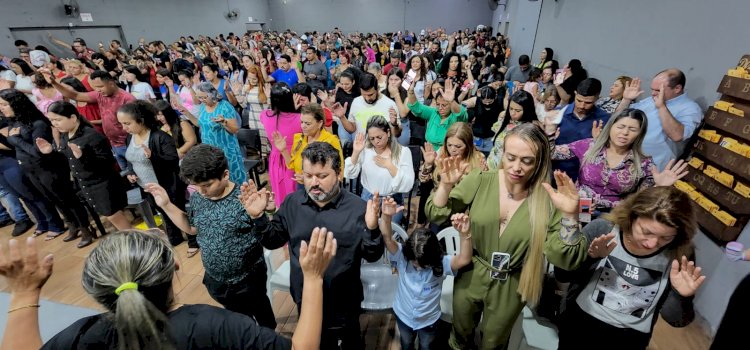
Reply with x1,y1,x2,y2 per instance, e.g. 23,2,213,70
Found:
360,222,405,310
264,248,290,304
437,227,460,322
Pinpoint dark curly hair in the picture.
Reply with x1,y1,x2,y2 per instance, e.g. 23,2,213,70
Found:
180,144,228,183
0,89,50,126
117,100,162,131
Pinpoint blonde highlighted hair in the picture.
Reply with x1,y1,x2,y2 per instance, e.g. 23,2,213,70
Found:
433,122,485,180
501,123,553,307
605,186,696,260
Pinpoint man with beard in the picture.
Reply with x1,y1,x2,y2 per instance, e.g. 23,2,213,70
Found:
334,72,399,146
244,142,383,350
553,78,611,182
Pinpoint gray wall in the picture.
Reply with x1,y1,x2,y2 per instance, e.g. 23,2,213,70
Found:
527,0,748,107
267,0,494,34
0,0,270,56
521,0,750,334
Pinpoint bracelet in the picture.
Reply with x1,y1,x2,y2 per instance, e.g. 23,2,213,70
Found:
8,304,40,314
463,234,472,240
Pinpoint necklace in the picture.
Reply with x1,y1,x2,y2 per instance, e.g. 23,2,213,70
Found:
507,189,528,199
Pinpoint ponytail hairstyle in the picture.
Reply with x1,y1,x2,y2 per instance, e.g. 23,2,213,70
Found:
47,100,94,128
82,230,176,350
402,228,445,277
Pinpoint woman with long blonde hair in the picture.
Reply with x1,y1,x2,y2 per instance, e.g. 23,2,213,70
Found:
417,122,485,227
427,123,588,349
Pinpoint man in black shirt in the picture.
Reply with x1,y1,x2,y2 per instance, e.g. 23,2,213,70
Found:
243,142,382,350
148,41,172,71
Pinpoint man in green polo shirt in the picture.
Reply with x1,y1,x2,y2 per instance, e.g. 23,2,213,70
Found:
406,78,468,149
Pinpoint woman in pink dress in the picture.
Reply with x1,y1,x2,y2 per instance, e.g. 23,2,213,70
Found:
260,82,301,206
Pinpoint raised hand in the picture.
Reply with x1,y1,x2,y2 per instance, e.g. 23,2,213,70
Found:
68,142,83,159
316,89,331,107
299,227,337,279
441,79,456,103
352,132,366,155
588,232,617,258
553,72,565,86
622,78,643,101
542,170,580,217
332,101,348,119
126,174,139,184
421,142,437,166
591,120,604,139
239,180,259,204
450,213,471,235
652,159,689,187
669,256,706,297
364,191,380,229
0,237,54,293
381,196,404,218
35,138,53,154
144,183,171,207
272,131,287,152
438,156,468,186
241,187,270,218
654,82,667,108
293,93,303,110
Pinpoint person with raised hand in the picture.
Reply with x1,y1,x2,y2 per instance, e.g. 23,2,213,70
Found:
614,69,702,171
552,108,688,217
425,123,588,349
144,144,277,327
0,228,336,350
246,141,383,349
379,193,472,350
344,115,414,224
407,76,468,150
555,186,705,350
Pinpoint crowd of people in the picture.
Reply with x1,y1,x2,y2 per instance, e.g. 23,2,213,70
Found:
0,23,723,350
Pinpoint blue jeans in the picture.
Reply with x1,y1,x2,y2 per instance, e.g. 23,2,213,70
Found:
0,187,28,222
337,125,355,146
361,188,403,224
112,145,128,171
473,136,493,155
0,156,63,231
396,315,440,350
397,119,411,146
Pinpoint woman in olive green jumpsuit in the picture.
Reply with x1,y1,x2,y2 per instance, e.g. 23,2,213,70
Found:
426,123,588,349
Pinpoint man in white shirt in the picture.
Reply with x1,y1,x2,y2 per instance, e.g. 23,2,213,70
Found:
334,73,400,146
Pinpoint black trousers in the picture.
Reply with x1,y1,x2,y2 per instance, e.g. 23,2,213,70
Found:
203,270,277,329
25,165,90,231
297,303,363,350
558,301,652,350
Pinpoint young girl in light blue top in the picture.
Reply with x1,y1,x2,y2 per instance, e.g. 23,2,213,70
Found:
376,194,473,350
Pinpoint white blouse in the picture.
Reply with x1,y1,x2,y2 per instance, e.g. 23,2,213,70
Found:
344,146,415,195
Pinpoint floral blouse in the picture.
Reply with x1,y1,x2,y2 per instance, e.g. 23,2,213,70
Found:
486,120,522,170
552,138,655,209
595,97,621,114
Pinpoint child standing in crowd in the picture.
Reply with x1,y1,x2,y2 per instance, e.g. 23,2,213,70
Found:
378,194,473,350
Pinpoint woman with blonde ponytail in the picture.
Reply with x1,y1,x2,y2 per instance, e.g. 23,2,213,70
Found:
0,228,337,350
426,123,589,349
